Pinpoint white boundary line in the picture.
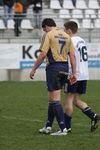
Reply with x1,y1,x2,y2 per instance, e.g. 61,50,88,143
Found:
1,116,43,122
1,116,100,128
0,115,100,139
1,116,89,126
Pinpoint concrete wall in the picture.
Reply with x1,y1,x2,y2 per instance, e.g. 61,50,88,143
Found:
0,68,100,81
89,68,100,80
0,69,46,81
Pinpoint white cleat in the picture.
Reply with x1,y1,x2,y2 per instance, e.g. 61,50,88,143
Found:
39,126,52,134
50,128,68,136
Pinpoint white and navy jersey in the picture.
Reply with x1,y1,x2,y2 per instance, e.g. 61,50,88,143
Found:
69,36,89,80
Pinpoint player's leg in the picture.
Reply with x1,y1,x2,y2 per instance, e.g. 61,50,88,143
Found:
74,93,95,119
74,93,100,132
39,90,62,132
39,99,54,134
64,81,79,132
39,69,56,134
74,80,100,131
45,101,55,128
64,93,74,132
74,93,88,109
49,70,69,135
48,90,67,135
39,69,68,135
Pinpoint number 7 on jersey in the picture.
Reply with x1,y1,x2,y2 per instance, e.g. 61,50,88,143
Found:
59,40,66,54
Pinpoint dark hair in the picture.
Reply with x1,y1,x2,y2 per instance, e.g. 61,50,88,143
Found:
15,0,21,2
42,18,56,28
64,21,78,33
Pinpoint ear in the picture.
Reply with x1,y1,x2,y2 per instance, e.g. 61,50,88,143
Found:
68,29,72,34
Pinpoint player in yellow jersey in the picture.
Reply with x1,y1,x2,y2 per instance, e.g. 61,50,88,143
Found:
30,18,77,135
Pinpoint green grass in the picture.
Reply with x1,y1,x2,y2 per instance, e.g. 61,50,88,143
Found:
0,81,100,150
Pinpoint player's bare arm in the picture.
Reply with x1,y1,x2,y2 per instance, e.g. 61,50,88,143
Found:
69,51,77,85
30,51,47,79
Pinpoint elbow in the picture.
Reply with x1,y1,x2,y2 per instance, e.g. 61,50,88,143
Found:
40,52,47,60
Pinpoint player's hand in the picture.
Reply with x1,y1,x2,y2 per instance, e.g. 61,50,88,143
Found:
29,68,36,79
70,74,77,85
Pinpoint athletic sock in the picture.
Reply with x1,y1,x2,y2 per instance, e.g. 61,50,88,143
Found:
82,107,96,119
46,102,55,128
64,113,72,129
52,101,66,131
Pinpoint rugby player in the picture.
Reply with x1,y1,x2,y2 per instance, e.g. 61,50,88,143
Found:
64,21,100,132
30,18,77,135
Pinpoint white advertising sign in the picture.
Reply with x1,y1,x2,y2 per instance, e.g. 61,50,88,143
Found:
88,43,100,68
0,43,100,69
0,44,41,69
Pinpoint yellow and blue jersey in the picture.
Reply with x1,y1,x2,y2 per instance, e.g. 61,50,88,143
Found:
40,28,75,67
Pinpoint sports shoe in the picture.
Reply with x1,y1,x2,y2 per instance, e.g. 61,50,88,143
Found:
91,115,100,132
50,128,68,136
67,128,72,133
39,126,52,134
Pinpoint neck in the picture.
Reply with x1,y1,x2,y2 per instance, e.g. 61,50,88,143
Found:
70,33,77,37
50,27,56,31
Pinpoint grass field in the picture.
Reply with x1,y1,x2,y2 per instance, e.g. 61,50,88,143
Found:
0,81,100,150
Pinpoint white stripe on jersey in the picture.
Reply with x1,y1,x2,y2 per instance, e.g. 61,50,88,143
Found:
69,36,89,80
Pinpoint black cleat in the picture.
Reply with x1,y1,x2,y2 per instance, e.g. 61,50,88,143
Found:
91,115,100,132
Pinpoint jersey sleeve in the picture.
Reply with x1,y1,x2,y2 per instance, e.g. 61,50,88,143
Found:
39,33,50,53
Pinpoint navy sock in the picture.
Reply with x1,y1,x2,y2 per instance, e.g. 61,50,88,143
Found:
82,107,96,119
64,113,72,129
52,101,66,131
46,102,55,128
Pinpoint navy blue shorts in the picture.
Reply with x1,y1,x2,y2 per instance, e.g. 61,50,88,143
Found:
46,62,69,91
64,80,87,94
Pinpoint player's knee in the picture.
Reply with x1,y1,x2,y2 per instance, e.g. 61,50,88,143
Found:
73,98,79,106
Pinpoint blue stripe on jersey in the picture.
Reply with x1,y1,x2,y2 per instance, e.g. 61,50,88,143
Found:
47,48,55,64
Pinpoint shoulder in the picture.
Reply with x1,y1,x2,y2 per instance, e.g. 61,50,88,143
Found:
71,36,84,43
43,32,49,38
42,33,50,42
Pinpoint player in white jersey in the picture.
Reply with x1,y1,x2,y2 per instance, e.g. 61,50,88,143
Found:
71,36,89,81
64,21,100,132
